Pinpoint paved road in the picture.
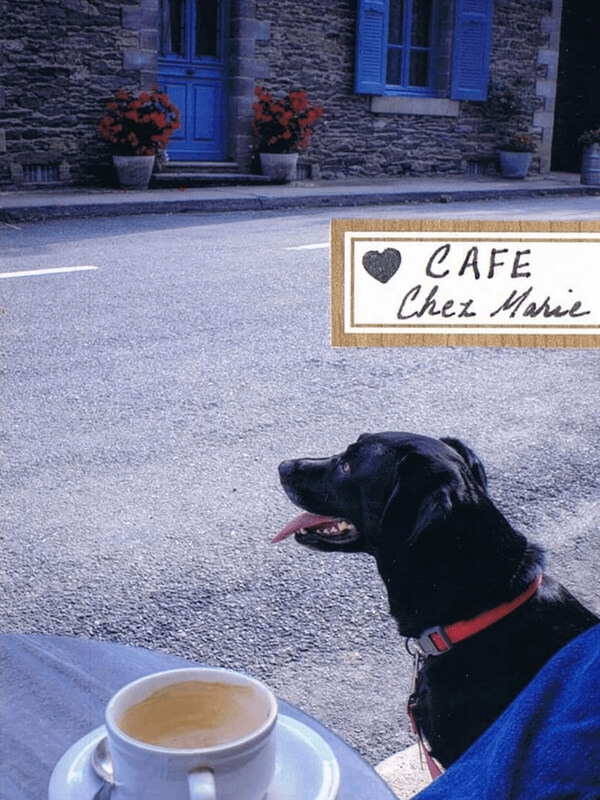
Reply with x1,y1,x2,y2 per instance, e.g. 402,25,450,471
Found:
1,196,599,767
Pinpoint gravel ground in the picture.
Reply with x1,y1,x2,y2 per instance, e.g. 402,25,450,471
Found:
1,202,599,767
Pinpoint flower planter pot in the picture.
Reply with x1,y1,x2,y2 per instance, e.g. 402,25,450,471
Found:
259,152,299,183
112,155,156,189
580,144,600,185
498,150,532,179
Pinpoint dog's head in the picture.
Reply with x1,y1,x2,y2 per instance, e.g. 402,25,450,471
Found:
274,432,488,556
274,431,535,632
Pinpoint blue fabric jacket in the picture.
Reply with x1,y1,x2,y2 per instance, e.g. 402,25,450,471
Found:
414,623,600,800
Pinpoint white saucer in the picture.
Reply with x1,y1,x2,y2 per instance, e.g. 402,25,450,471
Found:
49,714,340,800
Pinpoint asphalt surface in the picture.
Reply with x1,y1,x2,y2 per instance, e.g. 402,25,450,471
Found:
1,195,599,768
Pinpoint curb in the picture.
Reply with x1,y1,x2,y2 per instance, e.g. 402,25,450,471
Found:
376,744,435,799
1,185,599,223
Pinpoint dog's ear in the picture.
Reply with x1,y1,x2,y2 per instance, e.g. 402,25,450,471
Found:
440,437,488,492
380,454,463,545
409,484,456,543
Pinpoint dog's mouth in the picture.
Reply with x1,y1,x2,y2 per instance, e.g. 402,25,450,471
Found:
272,511,358,546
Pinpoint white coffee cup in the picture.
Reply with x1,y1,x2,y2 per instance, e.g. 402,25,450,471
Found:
105,667,278,800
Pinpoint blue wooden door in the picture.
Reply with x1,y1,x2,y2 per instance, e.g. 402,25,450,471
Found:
158,0,227,161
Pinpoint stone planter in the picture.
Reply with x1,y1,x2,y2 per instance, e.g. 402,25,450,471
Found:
498,150,533,179
112,155,156,189
580,144,600,185
259,152,299,183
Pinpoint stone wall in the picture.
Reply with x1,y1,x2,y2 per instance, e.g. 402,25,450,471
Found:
0,0,154,189
228,0,271,173
0,0,272,187
535,0,563,172
0,0,556,188
254,0,551,178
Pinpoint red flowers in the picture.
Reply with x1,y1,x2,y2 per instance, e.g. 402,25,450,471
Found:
98,87,180,156
252,86,323,154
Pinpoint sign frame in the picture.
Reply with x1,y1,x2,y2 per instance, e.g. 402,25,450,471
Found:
331,219,600,348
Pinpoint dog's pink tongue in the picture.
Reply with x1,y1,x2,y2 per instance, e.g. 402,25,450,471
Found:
272,512,337,543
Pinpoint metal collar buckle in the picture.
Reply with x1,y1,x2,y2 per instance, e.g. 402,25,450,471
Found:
413,625,453,656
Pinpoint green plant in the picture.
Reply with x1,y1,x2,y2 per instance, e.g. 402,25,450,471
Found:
99,87,181,156
252,86,324,154
500,134,537,153
578,127,600,148
480,78,524,120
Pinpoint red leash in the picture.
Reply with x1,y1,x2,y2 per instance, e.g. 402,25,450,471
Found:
407,697,444,778
406,573,543,779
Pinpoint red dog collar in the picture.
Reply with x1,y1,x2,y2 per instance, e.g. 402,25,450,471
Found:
412,573,543,656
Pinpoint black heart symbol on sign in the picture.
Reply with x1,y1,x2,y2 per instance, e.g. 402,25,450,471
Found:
362,248,402,283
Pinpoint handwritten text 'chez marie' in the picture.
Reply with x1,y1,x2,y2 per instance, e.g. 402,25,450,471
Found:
391,243,590,321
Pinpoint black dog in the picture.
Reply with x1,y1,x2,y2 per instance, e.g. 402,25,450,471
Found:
273,432,598,768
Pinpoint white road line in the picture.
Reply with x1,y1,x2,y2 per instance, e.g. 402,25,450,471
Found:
0,265,98,279
285,243,329,251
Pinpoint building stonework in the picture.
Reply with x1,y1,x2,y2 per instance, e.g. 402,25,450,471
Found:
254,0,550,179
535,0,563,172
0,0,570,189
0,0,151,188
227,0,271,175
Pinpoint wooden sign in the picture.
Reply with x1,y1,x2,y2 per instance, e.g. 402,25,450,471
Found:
330,220,600,348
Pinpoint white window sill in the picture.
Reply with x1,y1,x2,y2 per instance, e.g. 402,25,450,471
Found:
370,96,459,117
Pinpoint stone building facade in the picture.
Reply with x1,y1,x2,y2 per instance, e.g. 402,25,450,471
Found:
255,0,553,179
0,0,596,190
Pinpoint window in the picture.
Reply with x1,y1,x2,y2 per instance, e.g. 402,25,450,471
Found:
387,0,435,94
160,0,185,56
355,0,493,102
195,0,220,59
159,0,221,59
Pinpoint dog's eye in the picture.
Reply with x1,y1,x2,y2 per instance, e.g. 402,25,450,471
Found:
341,461,351,474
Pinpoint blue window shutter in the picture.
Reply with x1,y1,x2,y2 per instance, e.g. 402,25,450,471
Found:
355,0,388,95
450,0,493,101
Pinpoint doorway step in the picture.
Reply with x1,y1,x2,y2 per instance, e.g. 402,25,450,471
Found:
152,161,273,188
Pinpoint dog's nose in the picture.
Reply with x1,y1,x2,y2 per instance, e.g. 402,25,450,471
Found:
278,460,295,480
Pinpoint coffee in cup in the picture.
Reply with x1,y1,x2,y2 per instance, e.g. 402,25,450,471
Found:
118,679,270,749
105,667,278,800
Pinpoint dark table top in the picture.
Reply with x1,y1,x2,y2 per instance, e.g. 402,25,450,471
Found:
0,633,397,800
